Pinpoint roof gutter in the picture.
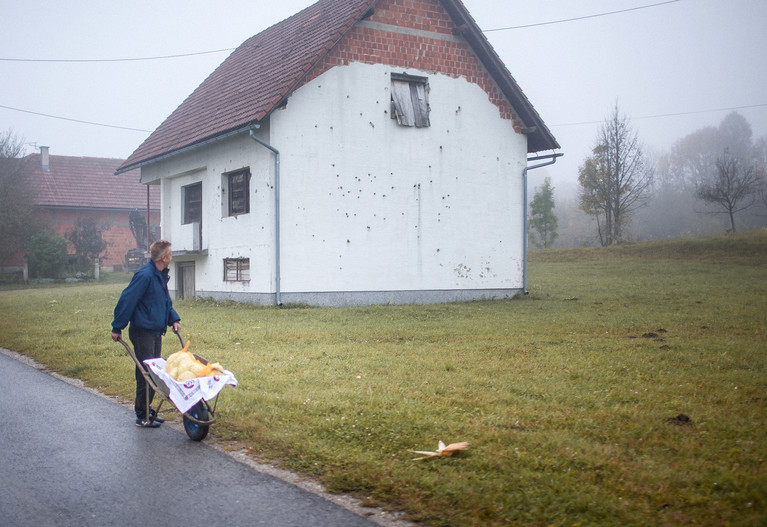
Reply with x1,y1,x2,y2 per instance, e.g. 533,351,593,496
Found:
248,126,281,307
523,153,564,294
115,125,255,176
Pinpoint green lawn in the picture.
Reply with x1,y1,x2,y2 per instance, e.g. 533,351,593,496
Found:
1,231,765,526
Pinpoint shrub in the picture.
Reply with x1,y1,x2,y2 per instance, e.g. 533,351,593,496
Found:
27,230,68,279
67,218,108,274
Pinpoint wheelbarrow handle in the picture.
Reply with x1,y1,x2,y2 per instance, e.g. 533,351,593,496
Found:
116,331,185,349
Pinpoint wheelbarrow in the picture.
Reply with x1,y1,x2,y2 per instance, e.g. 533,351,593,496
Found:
116,331,235,441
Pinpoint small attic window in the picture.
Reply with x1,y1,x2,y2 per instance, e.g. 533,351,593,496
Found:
391,73,430,127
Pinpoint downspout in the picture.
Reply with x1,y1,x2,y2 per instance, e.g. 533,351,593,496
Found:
523,153,563,294
249,127,282,306
146,185,151,253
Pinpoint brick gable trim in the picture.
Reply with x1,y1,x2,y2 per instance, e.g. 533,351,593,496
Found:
304,19,521,128
357,20,462,44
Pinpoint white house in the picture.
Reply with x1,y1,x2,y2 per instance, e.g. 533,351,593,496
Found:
116,0,560,306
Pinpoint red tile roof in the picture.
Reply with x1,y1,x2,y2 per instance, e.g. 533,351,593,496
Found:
118,0,557,173
25,154,159,210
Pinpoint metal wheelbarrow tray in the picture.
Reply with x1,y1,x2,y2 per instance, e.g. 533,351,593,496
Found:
116,332,235,441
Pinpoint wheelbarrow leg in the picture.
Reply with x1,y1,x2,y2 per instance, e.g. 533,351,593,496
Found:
117,336,166,427
145,382,151,422
140,365,167,425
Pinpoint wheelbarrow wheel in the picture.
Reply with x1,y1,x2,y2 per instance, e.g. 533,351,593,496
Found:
183,402,209,441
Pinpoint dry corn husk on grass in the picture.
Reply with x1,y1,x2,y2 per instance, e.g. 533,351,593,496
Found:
409,440,469,461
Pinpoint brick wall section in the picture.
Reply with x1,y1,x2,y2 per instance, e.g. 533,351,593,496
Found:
369,0,455,34
54,209,159,268
303,0,521,130
6,209,160,269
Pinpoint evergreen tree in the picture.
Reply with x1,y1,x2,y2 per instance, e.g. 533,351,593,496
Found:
529,177,558,248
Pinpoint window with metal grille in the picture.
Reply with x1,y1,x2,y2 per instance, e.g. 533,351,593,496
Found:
391,73,430,127
183,183,202,224
224,258,250,281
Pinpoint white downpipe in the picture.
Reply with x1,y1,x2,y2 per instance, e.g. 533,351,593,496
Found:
249,128,282,306
523,153,563,294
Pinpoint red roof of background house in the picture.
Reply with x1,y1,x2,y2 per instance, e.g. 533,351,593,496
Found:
118,0,558,173
25,153,159,210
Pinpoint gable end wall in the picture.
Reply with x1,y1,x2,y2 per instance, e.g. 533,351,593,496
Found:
302,0,521,130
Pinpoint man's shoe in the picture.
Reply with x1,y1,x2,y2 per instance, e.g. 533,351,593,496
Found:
148,410,165,424
136,418,161,428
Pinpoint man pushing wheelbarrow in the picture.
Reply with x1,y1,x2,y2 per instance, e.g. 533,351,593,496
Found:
111,240,180,428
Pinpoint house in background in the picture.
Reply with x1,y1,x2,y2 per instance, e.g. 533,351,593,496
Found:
5,147,160,271
117,0,560,305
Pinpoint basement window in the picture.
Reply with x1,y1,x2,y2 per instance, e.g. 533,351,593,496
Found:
223,168,251,217
391,73,430,127
224,258,250,281
183,182,202,224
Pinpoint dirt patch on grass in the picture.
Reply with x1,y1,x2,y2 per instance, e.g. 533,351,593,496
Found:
665,414,693,426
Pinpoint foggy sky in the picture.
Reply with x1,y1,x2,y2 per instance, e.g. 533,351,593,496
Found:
2,0,765,192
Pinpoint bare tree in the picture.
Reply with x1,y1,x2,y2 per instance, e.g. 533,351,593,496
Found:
0,130,40,263
68,217,109,272
646,112,767,237
696,149,761,232
661,126,721,191
756,137,767,213
578,104,653,245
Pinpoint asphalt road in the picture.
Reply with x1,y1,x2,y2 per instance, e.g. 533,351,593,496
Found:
0,349,386,527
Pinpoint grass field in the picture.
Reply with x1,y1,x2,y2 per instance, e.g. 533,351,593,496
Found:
1,231,765,526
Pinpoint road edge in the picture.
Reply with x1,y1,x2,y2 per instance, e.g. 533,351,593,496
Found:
0,346,414,527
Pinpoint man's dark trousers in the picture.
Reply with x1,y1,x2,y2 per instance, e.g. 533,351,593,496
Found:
129,326,163,420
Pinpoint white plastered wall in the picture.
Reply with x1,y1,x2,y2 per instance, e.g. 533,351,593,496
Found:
271,62,527,296
140,133,277,300
141,61,528,305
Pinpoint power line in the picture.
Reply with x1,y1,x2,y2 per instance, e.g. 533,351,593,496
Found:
552,103,767,128
484,0,681,32
0,104,152,132
0,2,683,63
0,48,234,63
5,98,764,136
0,0,680,63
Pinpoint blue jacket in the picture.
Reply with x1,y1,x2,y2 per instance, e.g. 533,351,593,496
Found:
111,260,180,334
